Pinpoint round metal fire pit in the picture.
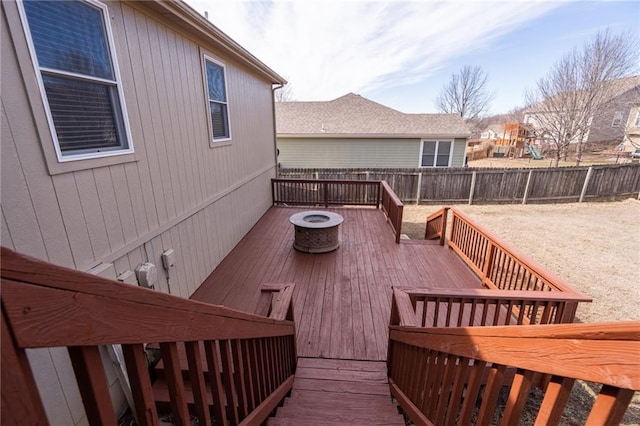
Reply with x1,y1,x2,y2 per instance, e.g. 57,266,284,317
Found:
290,211,344,253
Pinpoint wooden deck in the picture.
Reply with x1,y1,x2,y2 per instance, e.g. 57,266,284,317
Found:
191,207,481,361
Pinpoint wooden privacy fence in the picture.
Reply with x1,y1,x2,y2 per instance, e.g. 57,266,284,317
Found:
387,319,640,426
426,207,591,313
1,248,296,426
278,163,640,204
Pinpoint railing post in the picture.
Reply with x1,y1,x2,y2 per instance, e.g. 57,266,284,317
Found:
440,207,449,246
416,172,422,205
271,179,276,206
481,241,496,288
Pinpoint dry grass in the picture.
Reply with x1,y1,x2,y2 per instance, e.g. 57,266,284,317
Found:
401,199,640,424
468,153,633,169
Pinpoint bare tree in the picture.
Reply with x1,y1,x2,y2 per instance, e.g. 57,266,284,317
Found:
274,81,294,102
525,30,639,166
435,65,495,120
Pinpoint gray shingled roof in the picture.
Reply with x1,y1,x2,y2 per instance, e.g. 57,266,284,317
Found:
276,93,470,137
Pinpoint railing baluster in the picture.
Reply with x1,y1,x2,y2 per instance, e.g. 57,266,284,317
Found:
185,341,212,426
477,364,507,426
240,340,256,412
585,385,635,426
501,369,535,425
459,360,487,425
535,376,575,425
159,342,190,426
219,340,239,424
204,340,228,426
68,346,118,426
444,356,471,426
122,344,159,426
231,340,248,419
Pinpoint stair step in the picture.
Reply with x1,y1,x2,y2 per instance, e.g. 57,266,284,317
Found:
267,418,403,426
275,406,404,423
296,357,388,373
287,391,392,406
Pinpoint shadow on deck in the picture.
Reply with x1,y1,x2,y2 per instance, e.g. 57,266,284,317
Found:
191,206,480,361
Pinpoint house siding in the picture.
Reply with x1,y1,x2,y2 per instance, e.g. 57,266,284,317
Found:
586,88,639,144
452,138,468,166
2,1,277,424
277,137,467,168
277,138,420,168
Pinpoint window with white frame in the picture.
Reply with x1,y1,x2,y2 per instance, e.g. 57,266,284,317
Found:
204,58,230,141
611,111,623,127
20,0,132,161
635,110,640,127
421,140,452,167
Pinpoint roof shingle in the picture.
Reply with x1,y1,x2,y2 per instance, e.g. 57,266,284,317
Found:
276,93,470,137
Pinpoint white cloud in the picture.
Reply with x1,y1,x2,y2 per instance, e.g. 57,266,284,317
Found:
185,0,562,101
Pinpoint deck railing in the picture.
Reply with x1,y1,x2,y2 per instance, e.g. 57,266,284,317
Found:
271,178,381,207
391,287,590,328
1,248,296,426
271,178,405,243
387,321,640,426
426,207,590,319
380,180,404,243
424,207,448,245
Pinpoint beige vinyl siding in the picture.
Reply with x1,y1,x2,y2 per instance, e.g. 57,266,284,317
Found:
277,138,420,168
2,1,277,424
451,138,468,167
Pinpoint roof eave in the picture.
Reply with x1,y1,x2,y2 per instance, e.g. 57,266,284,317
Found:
139,0,286,84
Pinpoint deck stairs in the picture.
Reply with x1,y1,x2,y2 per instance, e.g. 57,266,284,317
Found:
152,351,404,425
267,358,404,426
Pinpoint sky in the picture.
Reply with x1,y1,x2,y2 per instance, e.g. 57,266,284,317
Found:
185,0,640,116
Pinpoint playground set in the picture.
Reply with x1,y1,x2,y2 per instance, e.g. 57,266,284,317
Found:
493,122,543,159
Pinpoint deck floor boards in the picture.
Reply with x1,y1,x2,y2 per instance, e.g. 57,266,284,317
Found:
191,207,481,361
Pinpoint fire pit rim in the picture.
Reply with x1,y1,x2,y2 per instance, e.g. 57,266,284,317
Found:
289,210,344,229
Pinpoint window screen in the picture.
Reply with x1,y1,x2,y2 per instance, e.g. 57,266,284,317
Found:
22,0,130,158
205,59,230,140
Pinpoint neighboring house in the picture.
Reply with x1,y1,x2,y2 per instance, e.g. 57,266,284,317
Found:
524,75,640,146
621,104,640,152
276,93,471,168
480,123,504,141
1,0,284,424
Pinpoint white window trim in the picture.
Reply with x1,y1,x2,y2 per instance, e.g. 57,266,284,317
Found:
17,0,134,162
635,110,640,127
202,54,232,144
419,139,454,167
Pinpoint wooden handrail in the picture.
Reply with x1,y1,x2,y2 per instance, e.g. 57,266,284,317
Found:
380,180,404,243
1,248,297,426
393,287,592,327
388,322,640,425
271,178,381,207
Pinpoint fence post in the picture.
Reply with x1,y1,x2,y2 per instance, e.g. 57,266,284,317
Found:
579,167,593,203
416,172,422,205
323,182,328,207
522,169,534,205
468,171,477,205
